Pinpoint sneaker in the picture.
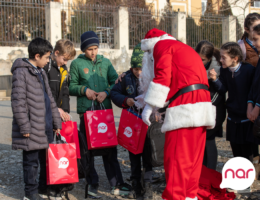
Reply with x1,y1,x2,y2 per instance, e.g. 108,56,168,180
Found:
127,179,142,199
111,182,132,196
143,182,153,200
88,184,102,199
38,188,48,199
23,194,45,200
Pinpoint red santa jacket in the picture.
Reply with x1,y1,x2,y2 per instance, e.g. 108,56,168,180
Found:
143,39,216,133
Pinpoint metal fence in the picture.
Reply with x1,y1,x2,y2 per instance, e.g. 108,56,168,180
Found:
186,14,224,48
129,8,175,49
0,0,46,47
61,3,117,49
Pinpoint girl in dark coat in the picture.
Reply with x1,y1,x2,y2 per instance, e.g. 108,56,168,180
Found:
209,42,255,162
195,41,226,170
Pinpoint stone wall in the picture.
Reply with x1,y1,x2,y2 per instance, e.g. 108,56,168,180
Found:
0,46,133,76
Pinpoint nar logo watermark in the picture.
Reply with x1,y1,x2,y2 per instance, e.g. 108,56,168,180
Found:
58,157,69,169
124,127,133,138
220,157,255,190
98,123,108,133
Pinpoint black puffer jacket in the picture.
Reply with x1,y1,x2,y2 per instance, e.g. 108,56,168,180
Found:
44,58,70,113
11,58,61,151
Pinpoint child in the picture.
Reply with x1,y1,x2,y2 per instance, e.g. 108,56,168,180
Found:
11,37,61,200
238,13,260,67
69,31,131,198
247,24,260,142
42,39,76,200
209,42,255,163
111,43,153,200
238,13,260,161
195,40,226,170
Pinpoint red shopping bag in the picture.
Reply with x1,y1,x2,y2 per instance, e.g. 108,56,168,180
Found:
46,141,79,185
60,121,81,158
84,106,118,150
118,108,148,155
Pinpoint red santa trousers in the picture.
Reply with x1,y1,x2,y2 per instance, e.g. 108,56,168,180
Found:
162,126,206,200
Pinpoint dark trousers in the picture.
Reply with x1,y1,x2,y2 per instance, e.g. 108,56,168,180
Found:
23,149,47,196
80,116,124,187
129,151,153,183
230,143,254,162
203,138,218,170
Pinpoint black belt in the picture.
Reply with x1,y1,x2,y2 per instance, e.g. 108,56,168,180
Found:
159,84,209,113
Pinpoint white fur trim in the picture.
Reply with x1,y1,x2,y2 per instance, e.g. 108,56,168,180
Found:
161,102,216,133
141,37,161,51
186,197,198,200
206,56,221,79
144,82,170,108
141,34,176,51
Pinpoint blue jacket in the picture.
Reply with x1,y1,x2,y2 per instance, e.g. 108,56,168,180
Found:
111,71,138,108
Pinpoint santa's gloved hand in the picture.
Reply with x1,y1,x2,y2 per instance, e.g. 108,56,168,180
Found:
142,104,153,126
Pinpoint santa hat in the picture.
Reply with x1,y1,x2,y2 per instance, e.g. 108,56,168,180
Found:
141,28,175,51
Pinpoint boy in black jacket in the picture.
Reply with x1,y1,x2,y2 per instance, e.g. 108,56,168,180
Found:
42,39,76,200
44,39,76,122
111,43,153,200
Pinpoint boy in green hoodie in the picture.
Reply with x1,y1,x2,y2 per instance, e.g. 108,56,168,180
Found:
69,31,131,197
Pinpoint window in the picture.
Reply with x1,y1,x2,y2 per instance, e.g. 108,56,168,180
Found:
202,0,207,15
254,1,260,7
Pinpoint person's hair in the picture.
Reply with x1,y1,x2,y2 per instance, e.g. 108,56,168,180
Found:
195,40,221,64
253,24,260,35
221,42,243,63
54,39,76,60
28,37,53,59
242,13,260,39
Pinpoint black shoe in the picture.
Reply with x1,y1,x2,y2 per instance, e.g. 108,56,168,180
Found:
38,188,48,199
61,191,70,200
47,188,62,200
23,194,45,200
143,182,153,200
88,184,102,199
127,179,142,199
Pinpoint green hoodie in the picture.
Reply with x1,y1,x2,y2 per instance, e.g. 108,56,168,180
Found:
69,54,118,114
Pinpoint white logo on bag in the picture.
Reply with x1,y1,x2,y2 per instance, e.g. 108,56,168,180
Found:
124,127,133,138
58,157,69,169
98,123,108,133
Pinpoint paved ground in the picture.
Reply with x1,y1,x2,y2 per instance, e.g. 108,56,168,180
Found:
0,97,260,200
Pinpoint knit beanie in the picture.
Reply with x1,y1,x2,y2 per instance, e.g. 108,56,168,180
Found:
131,43,144,68
80,31,99,52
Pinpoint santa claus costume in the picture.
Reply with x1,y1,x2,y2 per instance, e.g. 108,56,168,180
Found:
137,29,216,200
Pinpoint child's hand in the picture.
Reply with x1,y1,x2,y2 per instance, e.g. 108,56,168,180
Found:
251,106,260,121
247,103,254,121
115,73,126,84
58,108,66,121
54,129,61,134
127,98,135,107
97,92,107,103
23,133,30,137
86,88,98,100
209,69,217,81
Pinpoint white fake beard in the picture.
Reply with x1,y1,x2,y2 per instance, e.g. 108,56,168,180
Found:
135,51,155,109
